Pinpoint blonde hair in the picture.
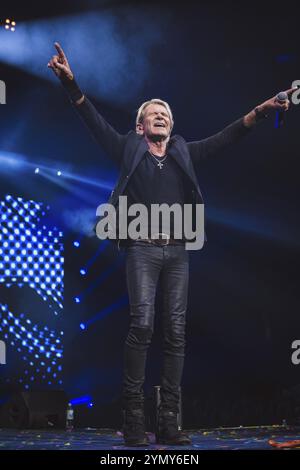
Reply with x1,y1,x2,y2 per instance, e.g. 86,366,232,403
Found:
136,98,174,131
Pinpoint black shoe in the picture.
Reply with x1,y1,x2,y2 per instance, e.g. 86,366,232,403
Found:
123,409,150,447
156,409,191,446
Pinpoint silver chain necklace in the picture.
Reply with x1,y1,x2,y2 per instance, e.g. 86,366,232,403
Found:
149,151,168,169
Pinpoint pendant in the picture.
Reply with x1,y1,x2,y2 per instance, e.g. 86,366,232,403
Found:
157,162,164,169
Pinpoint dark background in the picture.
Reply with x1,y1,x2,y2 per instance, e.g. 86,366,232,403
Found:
0,0,300,428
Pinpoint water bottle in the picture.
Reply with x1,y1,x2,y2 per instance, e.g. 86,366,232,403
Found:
66,402,74,431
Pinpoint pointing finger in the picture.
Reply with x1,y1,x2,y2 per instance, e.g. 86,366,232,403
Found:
54,42,66,60
284,86,298,96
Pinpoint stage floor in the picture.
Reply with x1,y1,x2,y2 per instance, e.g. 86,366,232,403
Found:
1,425,300,450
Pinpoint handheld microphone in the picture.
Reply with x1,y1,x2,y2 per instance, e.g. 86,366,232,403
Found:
275,91,288,128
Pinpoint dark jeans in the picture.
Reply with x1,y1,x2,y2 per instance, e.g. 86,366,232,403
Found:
122,242,189,413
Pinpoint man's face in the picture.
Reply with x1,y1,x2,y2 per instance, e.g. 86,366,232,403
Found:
137,103,172,140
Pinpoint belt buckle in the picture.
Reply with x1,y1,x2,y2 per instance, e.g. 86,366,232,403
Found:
152,233,170,246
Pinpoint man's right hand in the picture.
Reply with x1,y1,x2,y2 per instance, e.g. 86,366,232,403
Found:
47,42,74,81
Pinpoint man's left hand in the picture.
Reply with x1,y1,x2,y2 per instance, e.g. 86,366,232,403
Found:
259,87,297,113
243,86,297,128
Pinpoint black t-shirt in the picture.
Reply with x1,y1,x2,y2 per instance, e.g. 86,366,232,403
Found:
123,151,190,239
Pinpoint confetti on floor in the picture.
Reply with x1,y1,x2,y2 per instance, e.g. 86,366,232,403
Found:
0,425,300,450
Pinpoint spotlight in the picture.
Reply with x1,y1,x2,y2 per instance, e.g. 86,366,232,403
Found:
80,323,86,330
75,297,80,303
80,269,86,276
73,241,80,248
4,19,16,32
57,170,62,176
35,168,39,174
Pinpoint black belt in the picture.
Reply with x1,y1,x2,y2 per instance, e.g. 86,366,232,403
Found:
130,237,185,247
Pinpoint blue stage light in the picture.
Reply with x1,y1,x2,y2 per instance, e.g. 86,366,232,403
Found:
80,323,86,330
0,10,168,107
0,195,64,389
70,395,93,406
80,269,87,276
75,297,80,303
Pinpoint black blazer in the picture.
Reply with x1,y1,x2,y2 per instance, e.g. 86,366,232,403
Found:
74,97,251,241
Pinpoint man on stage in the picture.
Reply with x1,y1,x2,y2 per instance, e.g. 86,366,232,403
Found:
48,42,293,447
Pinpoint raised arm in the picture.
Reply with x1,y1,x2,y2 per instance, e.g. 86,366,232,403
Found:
187,87,295,165
48,42,126,166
